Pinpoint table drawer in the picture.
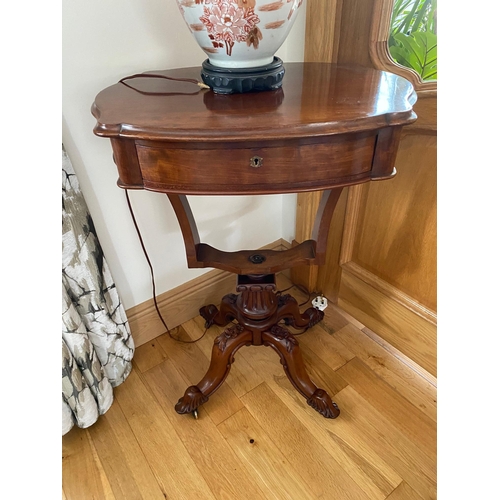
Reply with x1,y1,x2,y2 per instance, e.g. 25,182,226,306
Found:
135,134,377,194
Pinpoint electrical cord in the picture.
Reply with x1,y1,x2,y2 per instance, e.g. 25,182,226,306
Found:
125,189,209,344
118,73,210,96
276,283,315,307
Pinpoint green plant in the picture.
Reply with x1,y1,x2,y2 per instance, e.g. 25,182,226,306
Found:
389,0,437,81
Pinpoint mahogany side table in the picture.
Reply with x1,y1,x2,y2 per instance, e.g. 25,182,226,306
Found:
92,63,416,419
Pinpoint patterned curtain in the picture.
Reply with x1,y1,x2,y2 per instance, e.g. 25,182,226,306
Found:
62,147,134,435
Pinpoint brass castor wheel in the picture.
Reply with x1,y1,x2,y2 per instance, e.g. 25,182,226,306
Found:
192,409,199,420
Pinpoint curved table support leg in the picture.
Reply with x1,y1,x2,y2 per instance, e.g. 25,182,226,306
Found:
175,324,252,414
277,294,324,329
199,293,239,328
262,325,340,419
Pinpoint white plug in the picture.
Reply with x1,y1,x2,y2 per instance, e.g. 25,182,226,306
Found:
312,295,328,311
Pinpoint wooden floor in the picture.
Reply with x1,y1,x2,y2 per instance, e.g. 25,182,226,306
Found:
62,277,437,500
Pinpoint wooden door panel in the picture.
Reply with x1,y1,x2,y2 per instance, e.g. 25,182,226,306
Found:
352,134,437,311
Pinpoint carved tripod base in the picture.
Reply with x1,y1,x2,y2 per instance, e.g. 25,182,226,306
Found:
175,274,340,419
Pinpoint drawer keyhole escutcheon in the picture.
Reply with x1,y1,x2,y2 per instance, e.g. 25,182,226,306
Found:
250,156,263,168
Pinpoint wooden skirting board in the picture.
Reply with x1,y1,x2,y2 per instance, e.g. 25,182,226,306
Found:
338,267,437,377
126,239,291,347
342,261,436,326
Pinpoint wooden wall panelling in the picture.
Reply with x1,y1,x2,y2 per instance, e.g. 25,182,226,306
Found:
291,189,349,297
338,269,436,376
351,134,437,312
291,191,321,292
305,0,377,67
404,90,437,135
304,0,343,63
343,261,437,326
339,184,365,265
337,131,437,375
297,0,437,375
316,188,348,301
335,0,438,367
336,0,375,66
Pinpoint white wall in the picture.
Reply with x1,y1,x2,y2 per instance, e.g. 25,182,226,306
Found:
62,0,306,310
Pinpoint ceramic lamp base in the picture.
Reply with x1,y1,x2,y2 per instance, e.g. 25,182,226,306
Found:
201,57,285,95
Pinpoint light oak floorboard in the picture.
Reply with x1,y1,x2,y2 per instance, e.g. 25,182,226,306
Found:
338,270,437,375
386,481,426,500
142,358,266,500
361,325,437,388
87,401,166,499
218,407,316,500
132,337,169,373
113,370,216,500
241,382,373,500
62,426,116,500
298,322,354,370
329,302,366,330
334,323,437,422
336,357,436,459
238,340,402,500
335,386,436,500
86,430,117,499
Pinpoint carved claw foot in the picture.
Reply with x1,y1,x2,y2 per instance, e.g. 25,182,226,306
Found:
302,307,325,328
307,389,340,419
278,294,325,329
175,385,209,414
200,294,238,328
284,307,324,328
199,304,220,328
